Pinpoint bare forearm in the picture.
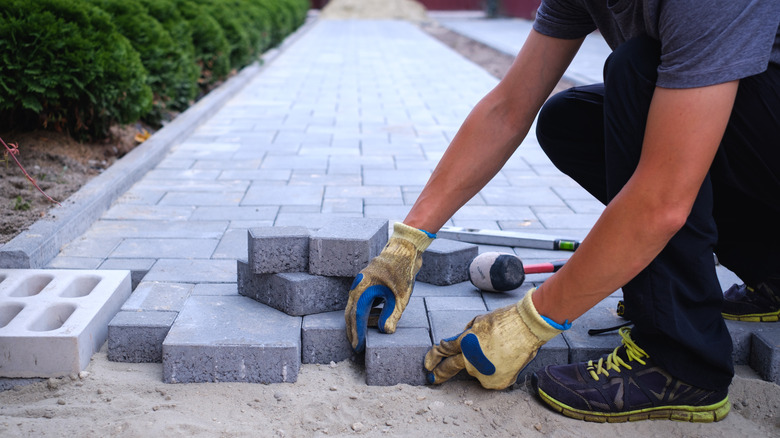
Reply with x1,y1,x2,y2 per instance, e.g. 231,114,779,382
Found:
533,82,739,324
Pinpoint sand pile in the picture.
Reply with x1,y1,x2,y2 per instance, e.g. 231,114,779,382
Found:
320,0,429,22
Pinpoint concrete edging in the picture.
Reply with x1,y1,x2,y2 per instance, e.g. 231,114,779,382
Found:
0,18,317,269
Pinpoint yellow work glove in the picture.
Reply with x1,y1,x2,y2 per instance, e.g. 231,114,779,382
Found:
345,222,435,352
424,288,567,390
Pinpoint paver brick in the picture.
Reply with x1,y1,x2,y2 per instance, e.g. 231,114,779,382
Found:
302,310,353,364
365,327,431,386
248,226,310,274
163,296,301,383
309,218,388,277
107,311,178,363
749,326,780,385
237,259,352,316
561,297,624,364
416,239,478,286
425,296,486,312
121,281,193,312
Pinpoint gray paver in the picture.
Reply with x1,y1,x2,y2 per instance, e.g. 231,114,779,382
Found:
562,297,624,363
99,258,156,290
144,259,237,283
237,259,352,316
411,280,483,298
365,328,431,386
121,282,193,312
107,311,178,363
416,239,478,286
750,327,780,385
248,226,310,274
309,218,388,277
163,296,301,383
301,310,354,364
425,296,486,312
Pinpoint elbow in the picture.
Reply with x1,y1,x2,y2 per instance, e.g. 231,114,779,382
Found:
649,202,691,240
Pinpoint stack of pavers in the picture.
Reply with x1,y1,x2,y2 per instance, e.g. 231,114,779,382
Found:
106,216,780,386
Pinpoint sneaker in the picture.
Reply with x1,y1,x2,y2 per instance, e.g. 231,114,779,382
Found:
722,278,780,322
532,327,730,423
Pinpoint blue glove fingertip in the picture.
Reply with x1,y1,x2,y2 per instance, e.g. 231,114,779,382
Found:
460,333,496,376
427,372,436,384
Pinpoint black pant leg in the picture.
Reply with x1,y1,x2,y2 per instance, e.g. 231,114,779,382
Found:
711,64,780,285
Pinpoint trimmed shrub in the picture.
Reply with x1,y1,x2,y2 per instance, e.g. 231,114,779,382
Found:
256,0,295,47
173,0,231,87
0,0,152,139
136,0,200,111
89,0,198,125
198,0,254,70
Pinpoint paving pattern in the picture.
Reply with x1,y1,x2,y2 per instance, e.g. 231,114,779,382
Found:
0,18,772,385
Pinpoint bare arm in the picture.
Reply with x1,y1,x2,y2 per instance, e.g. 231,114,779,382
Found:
404,30,584,232
533,81,740,323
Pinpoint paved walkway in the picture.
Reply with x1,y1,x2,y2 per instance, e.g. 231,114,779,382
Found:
437,17,612,85
49,18,607,278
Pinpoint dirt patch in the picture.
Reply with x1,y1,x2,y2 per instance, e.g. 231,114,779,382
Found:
0,127,141,245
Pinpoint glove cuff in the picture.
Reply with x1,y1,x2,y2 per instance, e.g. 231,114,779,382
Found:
393,222,435,252
516,288,564,341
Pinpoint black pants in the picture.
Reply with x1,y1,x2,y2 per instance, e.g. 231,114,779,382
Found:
536,36,780,391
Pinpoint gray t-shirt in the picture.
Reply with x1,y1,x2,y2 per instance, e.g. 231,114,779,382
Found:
534,0,780,88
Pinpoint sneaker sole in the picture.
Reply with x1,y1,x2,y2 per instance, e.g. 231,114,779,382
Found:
537,388,731,423
722,309,780,322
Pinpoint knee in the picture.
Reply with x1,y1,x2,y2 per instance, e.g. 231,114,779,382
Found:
604,35,661,88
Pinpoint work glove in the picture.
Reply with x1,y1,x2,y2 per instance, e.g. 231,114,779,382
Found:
424,288,567,390
345,222,435,353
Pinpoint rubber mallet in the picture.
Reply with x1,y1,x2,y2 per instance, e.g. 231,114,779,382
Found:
468,252,566,292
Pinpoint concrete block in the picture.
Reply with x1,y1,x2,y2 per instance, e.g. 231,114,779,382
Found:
365,328,431,386
121,282,193,312
561,297,625,364
0,269,131,378
302,310,353,364
309,218,388,277
248,226,310,274
749,326,780,385
416,239,478,286
238,260,352,316
107,311,178,363
163,296,301,384
516,336,569,383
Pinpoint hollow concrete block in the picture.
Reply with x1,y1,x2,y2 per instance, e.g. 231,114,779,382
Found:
0,269,131,378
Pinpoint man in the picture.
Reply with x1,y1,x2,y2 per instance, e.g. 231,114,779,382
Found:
345,0,780,423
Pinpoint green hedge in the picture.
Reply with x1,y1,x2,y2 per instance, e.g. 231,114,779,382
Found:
0,0,308,139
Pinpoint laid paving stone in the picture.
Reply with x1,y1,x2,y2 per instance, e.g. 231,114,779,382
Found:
144,259,237,283
99,258,155,290
411,281,482,298
416,239,478,286
302,310,353,364
191,283,239,296
425,296,486,312
749,325,780,385
107,311,178,363
121,282,193,313
163,296,301,384
482,283,537,311
365,328,431,386
308,218,388,277
237,259,351,316
561,297,624,364
248,226,310,274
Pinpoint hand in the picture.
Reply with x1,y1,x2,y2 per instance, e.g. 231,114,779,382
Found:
345,222,434,352
424,288,565,389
